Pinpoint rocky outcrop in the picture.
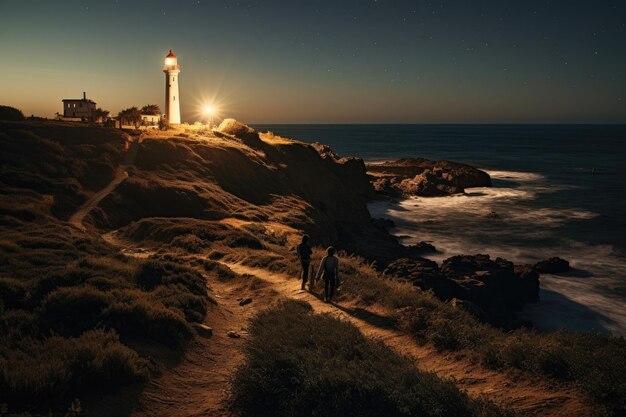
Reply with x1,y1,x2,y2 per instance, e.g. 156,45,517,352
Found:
384,254,539,326
368,157,491,197
534,257,570,274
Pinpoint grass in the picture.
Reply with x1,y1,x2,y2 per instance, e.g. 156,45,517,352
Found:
232,300,514,417
332,254,626,416
0,329,148,413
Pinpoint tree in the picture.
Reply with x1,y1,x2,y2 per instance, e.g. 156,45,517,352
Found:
91,108,110,123
117,107,142,128
0,105,24,121
141,104,161,115
158,117,171,131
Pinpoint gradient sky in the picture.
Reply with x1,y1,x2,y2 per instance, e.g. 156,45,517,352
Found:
1,0,625,123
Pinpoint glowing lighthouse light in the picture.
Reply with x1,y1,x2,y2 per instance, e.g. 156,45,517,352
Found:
163,49,181,124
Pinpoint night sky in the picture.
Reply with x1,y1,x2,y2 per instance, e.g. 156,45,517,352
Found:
1,0,625,123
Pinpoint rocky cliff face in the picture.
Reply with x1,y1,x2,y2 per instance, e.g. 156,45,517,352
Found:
368,157,492,197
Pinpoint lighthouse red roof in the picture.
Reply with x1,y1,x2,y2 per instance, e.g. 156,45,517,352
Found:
166,50,176,58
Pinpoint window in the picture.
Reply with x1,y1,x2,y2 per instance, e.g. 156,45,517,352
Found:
173,96,176,101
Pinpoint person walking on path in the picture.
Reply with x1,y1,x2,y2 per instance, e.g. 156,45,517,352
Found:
297,235,313,290
316,246,339,303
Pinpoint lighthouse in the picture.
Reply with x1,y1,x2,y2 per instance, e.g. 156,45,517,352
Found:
163,50,181,124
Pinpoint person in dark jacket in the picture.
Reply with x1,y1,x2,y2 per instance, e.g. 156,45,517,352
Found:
297,234,313,290
316,246,339,303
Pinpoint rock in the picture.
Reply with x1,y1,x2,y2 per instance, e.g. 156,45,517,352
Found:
239,297,253,306
515,264,540,302
372,218,395,230
383,258,466,300
367,157,491,197
215,118,265,148
406,241,437,255
450,298,489,322
385,254,539,326
227,330,241,338
534,257,570,274
398,170,464,196
193,323,213,337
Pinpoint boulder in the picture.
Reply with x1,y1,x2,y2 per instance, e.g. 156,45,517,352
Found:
384,254,539,326
227,330,241,338
406,241,437,256
215,119,264,148
239,297,253,306
383,258,466,300
450,298,489,322
534,257,570,274
367,157,491,197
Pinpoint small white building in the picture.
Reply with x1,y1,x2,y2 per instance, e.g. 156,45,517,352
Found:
140,114,161,128
62,92,96,120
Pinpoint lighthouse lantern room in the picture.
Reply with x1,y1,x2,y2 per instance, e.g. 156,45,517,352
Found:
163,50,181,124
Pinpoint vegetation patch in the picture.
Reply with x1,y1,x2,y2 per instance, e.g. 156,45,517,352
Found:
0,329,148,413
232,300,513,417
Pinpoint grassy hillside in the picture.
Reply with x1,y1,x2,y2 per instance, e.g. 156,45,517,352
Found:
0,122,217,414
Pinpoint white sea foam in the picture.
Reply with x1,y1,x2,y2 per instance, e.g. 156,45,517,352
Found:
486,170,546,182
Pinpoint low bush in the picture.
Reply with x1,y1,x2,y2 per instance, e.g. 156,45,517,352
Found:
232,300,513,417
0,105,24,121
104,295,193,348
0,329,148,412
40,286,113,335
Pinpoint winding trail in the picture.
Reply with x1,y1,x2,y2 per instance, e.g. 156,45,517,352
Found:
68,134,140,230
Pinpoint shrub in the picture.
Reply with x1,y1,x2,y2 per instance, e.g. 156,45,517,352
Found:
0,105,24,121
103,295,193,348
232,300,513,417
0,277,29,309
0,329,148,412
40,286,113,335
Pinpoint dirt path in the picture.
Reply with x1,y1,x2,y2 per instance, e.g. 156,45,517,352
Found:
132,275,256,417
68,135,140,230
224,262,593,417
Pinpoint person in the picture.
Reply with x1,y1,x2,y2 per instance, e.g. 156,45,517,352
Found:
316,246,339,303
296,234,313,290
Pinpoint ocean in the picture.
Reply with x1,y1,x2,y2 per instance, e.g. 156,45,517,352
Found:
254,124,626,335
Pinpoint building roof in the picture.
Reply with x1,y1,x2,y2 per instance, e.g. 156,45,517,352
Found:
166,49,176,58
62,98,96,104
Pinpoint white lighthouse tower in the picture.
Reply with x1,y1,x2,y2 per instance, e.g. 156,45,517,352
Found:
163,50,181,124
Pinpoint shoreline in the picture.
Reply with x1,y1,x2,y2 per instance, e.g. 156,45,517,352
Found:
368,187,626,336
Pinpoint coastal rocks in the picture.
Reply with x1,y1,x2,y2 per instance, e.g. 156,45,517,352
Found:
384,254,539,326
368,157,491,197
383,258,466,300
399,171,464,196
406,241,437,256
450,298,489,322
534,257,570,274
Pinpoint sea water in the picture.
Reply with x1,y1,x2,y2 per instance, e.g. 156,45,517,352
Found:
254,124,626,335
